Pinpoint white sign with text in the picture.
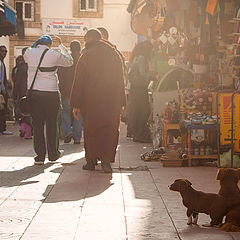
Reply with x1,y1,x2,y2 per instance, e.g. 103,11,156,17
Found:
42,18,89,36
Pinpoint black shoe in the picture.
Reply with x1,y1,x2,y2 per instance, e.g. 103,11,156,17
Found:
19,130,25,137
34,156,45,165
49,150,64,162
127,133,134,138
82,161,95,171
34,160,44,165
64,133,73,143
101,162,112,173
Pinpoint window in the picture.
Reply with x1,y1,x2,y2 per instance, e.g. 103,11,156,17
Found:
73,0,103,18
15,1,34,21
79,0,97,12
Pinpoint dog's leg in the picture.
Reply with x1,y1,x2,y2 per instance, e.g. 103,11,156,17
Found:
192,212,199,225
210,212,224,227
210,217,223,227
187,215,192,225
187,209,193,225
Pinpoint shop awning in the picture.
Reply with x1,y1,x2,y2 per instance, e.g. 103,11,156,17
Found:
0,0,17,37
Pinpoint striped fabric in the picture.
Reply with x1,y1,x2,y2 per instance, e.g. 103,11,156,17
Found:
0,1,4,13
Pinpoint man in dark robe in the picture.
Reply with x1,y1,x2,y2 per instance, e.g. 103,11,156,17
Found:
70,29,126,173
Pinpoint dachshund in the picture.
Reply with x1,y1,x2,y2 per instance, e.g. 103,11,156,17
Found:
216,168,240,206
216,168,240,232
169,179,228,226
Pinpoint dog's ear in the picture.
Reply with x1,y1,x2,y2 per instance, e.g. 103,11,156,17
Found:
185,179,192,186
179,179,191,191
216,168,224,180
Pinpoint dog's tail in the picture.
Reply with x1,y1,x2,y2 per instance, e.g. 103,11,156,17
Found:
221,223,240,232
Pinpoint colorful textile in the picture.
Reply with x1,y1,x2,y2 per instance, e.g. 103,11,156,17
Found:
206,0,218,15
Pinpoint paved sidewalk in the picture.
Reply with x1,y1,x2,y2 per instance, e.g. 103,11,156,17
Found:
0,122,240,240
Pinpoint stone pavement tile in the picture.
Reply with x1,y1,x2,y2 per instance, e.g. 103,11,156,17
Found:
74,232,127,240
20,162,89,238
117,123,152,169
230,232,240,240
44,163,89,203
121,171,162,207
83,171,123,205
76,172,124,211
179,229,235,240
121,170,180,239
76,214,126,233
20,205,81,240
0,232,22,240
0,144,82,239
73,172,127,238
2,163,64,201
116,142,152,169
127,232,179,240
21,233,70,240
126,215,176,234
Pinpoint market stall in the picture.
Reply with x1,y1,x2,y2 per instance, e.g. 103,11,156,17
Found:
127,0,240,167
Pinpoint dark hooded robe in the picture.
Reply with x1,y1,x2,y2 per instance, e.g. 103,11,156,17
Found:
70,40,126,162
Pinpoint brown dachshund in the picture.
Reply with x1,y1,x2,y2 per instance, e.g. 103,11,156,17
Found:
169,179,228,226
221,206,240,232
216,168,240,232
216,168,240,206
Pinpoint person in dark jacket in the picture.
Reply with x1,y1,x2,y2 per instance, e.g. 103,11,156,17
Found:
127,41,153,143
12,55,32,139
12,55,27,123
0,45,12,135
59,40,83,144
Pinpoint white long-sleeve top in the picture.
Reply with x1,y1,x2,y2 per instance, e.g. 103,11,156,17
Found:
24,44,73,92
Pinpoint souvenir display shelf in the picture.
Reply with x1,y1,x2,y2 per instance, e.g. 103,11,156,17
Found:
186,124,218,166
161,120,179,148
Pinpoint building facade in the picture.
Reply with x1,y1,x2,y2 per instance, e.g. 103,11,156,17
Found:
7,0,136,77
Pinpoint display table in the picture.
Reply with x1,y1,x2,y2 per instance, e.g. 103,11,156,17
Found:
186,124,218,166
161,120,180,147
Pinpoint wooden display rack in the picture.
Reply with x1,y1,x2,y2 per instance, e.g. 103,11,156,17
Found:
161,120,180,147
186,124,218,166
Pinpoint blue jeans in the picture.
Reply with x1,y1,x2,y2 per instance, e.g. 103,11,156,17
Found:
14,98,20,123
61,98,82,142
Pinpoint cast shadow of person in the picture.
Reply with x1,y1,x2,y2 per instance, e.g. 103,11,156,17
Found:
0,163,53,188
42,158,113,203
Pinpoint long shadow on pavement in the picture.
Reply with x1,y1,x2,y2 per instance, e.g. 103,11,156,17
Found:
0,163,53,188
42,158,113,203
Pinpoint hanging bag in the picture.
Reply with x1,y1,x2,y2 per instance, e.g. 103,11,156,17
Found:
19,48,48,116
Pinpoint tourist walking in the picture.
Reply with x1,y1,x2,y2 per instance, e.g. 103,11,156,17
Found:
59,40,82,144
24,35,73,164
70,29,126,173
